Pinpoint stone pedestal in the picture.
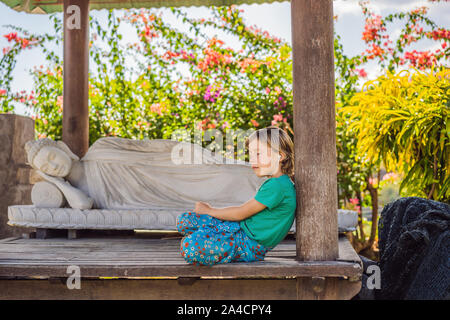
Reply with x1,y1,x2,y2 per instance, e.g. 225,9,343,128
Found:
0,114,35,238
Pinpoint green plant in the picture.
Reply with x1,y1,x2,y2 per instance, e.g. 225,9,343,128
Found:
342,67,449,202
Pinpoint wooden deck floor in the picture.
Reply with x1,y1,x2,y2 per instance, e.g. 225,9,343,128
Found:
0,234,362,279
0,234,363,299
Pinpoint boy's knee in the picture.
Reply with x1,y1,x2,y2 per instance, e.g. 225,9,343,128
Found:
176,214,185,232
176,211,192,232
180,235,189,253
180,234,200,264
180,233,216,266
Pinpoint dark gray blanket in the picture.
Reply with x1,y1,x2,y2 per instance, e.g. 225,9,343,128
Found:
375,197,450,300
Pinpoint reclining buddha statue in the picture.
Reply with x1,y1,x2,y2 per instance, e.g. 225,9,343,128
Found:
24,137,265,211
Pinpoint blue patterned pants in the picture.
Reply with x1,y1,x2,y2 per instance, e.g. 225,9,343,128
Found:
176,211,270,266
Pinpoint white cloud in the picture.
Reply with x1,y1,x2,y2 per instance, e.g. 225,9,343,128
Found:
372,0,429,13
334,0,436,16
334,0,361,16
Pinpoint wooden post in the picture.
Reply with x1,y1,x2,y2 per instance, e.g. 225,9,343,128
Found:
291,0,339,261
63,0,90,158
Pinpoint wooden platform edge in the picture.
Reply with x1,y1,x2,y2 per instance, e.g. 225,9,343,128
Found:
0,260,362,279
0,278,362,300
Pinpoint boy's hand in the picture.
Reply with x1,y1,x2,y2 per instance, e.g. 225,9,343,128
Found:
195,201,212,215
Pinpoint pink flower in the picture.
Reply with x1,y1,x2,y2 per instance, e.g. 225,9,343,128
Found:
3,32,17,42
150,103,163,115
203,85,221,103
404,50,437,69
2,47,11,55
56,96,63,107
274,86,282,94
0,89,6,96
265,87,270,94
273,114,283,122
20,38,30,49
382,172,399,181
358,68,368,78
426,28,450,41
349,198,359,205
361,14,385,42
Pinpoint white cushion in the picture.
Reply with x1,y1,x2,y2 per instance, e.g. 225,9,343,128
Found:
8,205,358,233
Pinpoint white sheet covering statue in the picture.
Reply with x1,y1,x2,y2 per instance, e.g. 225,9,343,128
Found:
25,137,266,210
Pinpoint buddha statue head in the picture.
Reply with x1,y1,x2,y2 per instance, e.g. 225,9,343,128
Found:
25,138,80,177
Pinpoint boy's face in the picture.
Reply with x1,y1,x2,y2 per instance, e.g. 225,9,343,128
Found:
249,139,279,177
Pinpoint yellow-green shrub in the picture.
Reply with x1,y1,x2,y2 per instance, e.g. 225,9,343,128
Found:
340,68,449,202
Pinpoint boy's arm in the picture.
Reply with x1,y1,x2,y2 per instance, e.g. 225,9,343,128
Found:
195,199,266,222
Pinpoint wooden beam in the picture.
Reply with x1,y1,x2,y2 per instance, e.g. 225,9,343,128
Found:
291,0,339,260
62,0,90,158
0,261,361,279
0,278,361,300
3,279,298,300
296,277,362,300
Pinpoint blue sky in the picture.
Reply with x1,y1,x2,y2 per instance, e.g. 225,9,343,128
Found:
0,0,449,115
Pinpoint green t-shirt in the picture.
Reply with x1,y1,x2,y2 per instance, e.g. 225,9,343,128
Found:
239,174,296,249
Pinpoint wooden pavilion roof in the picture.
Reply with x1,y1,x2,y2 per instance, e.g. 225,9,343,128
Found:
0,0,284,13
